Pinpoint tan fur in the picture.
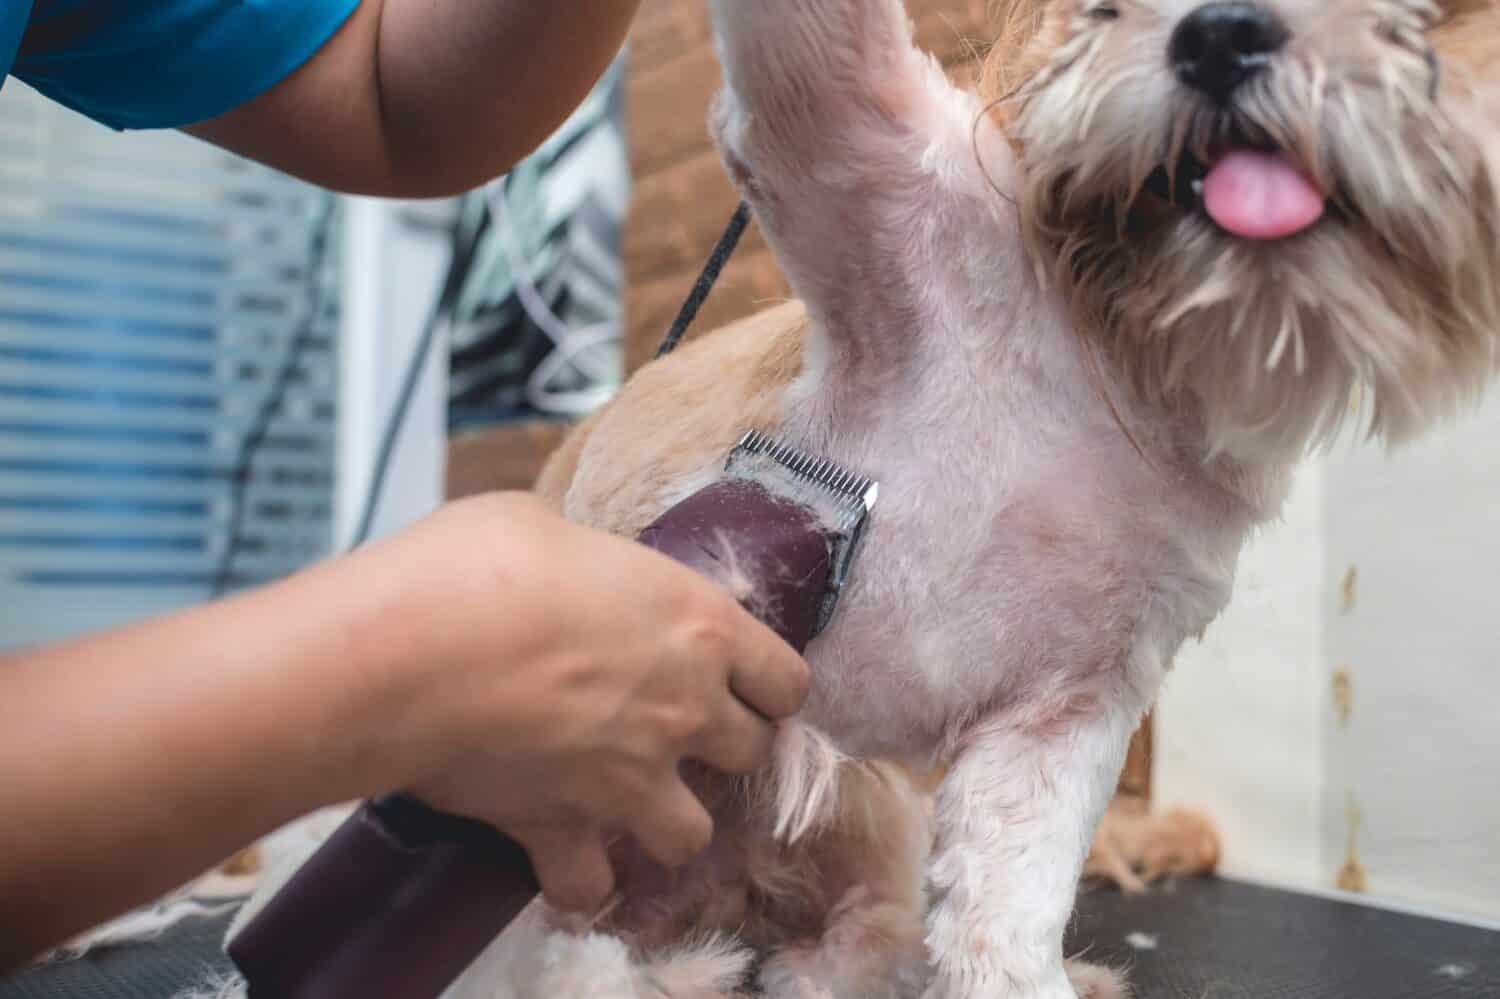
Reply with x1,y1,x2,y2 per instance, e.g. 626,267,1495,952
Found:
532,407,604,510
982,0,1062,128
1083,798,1220,894
216,846,262,879
1431,1,1500,79
537,302,807,538
752,762,933,998
591,759,931,970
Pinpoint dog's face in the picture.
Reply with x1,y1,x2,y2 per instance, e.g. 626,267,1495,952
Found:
993,0,1500,459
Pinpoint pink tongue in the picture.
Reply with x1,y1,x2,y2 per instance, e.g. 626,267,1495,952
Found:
1202,150,1325,240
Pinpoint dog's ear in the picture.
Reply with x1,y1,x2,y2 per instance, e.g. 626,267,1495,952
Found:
1431,0,1500,83
981,0,1068,128
1436,0,1495,18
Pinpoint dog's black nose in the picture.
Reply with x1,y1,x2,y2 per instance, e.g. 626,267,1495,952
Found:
1170,2,1288,105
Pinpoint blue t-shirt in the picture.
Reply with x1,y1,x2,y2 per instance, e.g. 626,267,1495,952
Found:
0,0,361,130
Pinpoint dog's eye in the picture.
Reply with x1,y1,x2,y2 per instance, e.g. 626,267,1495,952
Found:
1087,4,1121,21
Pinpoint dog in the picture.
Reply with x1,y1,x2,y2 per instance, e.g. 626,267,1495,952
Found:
1082,797,1220,894
212,2,1500,997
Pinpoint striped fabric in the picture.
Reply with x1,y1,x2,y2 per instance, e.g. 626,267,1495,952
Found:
447,55,630,431
0,82,339,651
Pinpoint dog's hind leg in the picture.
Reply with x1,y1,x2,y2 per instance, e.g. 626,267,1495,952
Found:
758,884,929,999
526,933,754,999
1064,960,1129,999
757,764,933,999
641,936,757,999
458,906,753,999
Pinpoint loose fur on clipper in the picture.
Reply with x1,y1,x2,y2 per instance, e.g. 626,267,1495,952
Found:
220,2,1500,998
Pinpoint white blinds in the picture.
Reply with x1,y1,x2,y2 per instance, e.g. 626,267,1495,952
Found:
0,82,339,651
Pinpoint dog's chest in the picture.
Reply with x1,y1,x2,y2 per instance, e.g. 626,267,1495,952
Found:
782,366,1184,761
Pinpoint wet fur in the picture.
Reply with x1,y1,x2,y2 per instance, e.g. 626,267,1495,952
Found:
223,2,1500,997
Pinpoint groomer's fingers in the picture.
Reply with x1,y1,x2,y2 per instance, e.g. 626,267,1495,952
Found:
693,697,779,776
524,824,615,915
725,612,810,722
628,781,715,870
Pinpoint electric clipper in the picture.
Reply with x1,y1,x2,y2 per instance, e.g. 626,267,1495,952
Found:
227,431,878,999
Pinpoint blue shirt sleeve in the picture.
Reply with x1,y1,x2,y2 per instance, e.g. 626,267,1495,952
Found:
9,0,362,131
0,4,34,93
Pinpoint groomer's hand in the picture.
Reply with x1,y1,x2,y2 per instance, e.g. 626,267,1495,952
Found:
351,493,810,915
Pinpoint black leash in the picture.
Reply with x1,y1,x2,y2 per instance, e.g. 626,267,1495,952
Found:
655,200,753,359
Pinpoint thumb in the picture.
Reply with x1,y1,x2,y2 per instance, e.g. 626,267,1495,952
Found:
519,823,617,916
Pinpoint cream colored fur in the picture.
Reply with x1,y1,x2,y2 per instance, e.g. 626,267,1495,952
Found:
1006,0,1500,461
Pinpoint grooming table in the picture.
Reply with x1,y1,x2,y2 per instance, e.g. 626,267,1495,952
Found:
3,878,1495,998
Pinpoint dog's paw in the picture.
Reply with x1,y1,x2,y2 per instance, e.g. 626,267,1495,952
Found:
647,935,756,998
759,932,920,999
1064,960,1129,999
921,969,1077,999
172,976,246,999
759,944,823,999
759,968,837,999
534,932,642,997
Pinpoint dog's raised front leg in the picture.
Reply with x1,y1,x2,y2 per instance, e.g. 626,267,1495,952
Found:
707,0,997,336
924,706,1141,999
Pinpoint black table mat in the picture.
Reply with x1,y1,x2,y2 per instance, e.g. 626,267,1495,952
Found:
4,878,1495,997
1064,878,1498,998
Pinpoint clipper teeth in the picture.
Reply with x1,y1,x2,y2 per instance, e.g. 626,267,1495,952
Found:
730,430,879,530
728,430,879,640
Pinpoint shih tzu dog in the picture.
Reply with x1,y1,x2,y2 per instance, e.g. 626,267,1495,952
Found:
214,2,1500,997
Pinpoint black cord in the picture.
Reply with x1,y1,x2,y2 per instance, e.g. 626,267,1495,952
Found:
655,200,752,359
350,201,489,548
211,196,337,596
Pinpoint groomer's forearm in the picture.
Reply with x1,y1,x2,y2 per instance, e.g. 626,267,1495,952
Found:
190,0,640,196
374,0,642,193
0,560,402,969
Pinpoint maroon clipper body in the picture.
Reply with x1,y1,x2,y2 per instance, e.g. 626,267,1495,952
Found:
227,431,878,999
